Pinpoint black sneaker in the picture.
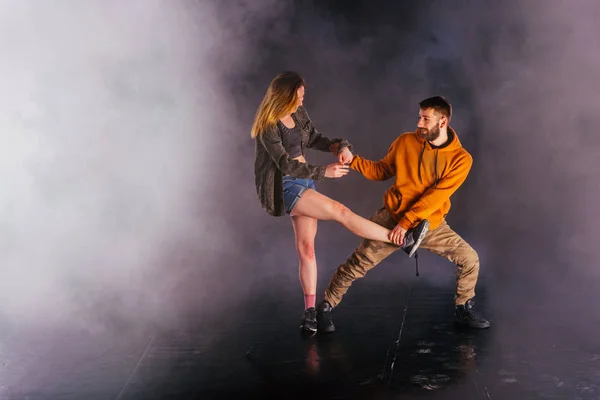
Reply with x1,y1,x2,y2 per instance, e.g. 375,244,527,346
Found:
300,307,317,332
454,297,491,329
401,219,430,258
316,300,335,333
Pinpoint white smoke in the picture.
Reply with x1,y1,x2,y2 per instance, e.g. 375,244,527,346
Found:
0,1,230,330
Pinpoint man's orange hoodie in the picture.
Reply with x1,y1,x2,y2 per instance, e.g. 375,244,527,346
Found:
350,127,472,231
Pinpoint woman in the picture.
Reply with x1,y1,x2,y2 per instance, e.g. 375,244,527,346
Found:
252,71,398,333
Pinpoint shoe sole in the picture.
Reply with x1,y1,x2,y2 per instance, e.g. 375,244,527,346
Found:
317,318,335,333
454,320,491,329
407,220,429,258
300,324,317,332
318,325,335,333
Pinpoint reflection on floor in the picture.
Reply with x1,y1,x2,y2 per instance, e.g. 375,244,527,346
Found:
2,279,600,399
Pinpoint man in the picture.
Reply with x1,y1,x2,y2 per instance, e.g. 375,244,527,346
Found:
317,96,490,331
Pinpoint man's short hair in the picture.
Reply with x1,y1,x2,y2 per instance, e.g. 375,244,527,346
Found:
419,96,452,119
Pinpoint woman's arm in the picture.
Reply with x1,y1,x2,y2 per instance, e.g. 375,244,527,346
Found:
258,125,326,181
295,106,353,155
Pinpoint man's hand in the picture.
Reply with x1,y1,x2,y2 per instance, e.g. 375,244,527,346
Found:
338,147,354,164
389,223,406,246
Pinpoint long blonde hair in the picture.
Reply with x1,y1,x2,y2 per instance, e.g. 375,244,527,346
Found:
251,71,305,138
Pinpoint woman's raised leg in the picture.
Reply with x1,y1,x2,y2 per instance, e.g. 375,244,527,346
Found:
291,189,393,243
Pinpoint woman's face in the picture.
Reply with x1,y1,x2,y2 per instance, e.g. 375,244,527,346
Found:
296,85,305,109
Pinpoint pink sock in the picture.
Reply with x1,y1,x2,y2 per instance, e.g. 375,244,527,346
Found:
304,294,316,309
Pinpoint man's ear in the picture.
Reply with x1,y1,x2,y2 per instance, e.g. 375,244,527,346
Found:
440,116,448,128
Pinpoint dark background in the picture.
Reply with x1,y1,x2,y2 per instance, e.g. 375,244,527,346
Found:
2,1,600,398
189,0,600,335
2,0,600,391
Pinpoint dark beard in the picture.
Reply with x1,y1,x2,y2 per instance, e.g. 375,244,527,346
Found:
419,126,440,142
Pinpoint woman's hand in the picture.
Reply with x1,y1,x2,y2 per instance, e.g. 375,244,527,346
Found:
325,163,350,178
338,147,353,165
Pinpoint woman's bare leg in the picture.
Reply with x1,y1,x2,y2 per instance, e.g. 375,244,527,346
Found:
290,189,393,243
291,215,318,309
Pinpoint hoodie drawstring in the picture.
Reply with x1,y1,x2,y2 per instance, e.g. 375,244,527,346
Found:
433,150,440,187
415,141,442,279
414,251,419,276
417,142,426,184
413,130,457,277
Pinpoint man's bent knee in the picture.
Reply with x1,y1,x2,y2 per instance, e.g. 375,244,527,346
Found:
467,248,479,267
458,248,480,273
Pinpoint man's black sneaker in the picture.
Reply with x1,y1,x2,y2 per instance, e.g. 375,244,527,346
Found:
401,219,430,258
316,300,335,333
300,307,317,332
454,297,491,329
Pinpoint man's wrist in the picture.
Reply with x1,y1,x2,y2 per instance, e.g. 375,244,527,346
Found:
397,216,413,230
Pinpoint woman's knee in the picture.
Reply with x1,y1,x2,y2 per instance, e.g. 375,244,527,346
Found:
296,239,316,261
329,201,353,221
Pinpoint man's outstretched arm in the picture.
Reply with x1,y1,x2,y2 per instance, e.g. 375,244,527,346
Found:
349,136,401,181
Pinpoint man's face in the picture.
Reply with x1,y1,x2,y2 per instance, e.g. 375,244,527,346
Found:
417,108,443,142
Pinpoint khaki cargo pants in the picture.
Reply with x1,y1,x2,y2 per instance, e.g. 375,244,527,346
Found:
324,207,479,307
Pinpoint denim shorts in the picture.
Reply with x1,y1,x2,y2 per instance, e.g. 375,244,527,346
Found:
282,176,315,215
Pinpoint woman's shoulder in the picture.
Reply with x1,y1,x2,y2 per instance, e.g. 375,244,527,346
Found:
293,106,311,123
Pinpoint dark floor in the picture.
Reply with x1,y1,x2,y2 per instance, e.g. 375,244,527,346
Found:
3,277,600,400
